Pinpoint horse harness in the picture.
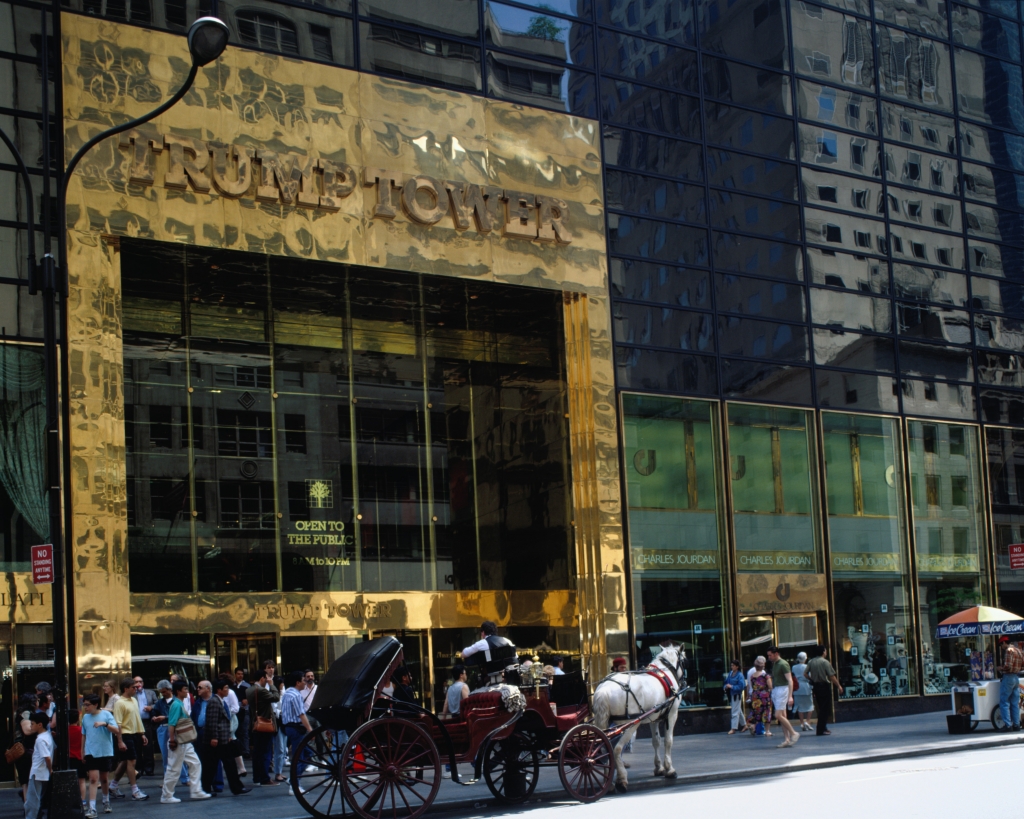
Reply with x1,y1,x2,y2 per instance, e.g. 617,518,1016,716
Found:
605,662,682,720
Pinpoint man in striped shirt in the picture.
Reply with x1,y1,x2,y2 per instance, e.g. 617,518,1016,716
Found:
280,672,312,781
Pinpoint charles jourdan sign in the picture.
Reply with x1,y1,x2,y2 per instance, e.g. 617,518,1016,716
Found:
117,130,574,244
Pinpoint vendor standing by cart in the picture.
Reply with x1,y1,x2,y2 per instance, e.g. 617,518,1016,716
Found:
997,636,1023,732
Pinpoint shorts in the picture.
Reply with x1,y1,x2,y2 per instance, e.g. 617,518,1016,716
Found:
771,686,791,712
71,757,86,778
85,756,112,773
118,733,142,762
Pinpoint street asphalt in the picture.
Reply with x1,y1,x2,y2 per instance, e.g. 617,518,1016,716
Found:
0,709,1018,818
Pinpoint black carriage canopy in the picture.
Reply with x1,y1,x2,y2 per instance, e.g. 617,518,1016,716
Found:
308,636,403,725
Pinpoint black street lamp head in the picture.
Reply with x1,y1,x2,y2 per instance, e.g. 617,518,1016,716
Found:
187,16,230,66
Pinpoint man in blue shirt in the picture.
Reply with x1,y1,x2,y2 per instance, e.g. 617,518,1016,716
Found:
82,695,119,818
280,671,312,783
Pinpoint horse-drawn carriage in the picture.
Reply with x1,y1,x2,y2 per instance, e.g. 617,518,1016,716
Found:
290,636,619,819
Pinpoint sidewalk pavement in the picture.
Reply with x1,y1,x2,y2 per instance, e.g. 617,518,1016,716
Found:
0,710,1018,818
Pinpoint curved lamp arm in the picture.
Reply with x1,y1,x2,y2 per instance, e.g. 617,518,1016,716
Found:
0,127,37,284
60,63,200,231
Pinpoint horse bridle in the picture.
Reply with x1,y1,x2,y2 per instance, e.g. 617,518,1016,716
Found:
654,650,685,687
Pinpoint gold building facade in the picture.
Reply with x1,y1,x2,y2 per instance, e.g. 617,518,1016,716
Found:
51,12,627,704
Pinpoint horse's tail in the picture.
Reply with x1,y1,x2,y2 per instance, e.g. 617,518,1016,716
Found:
591,681,613,731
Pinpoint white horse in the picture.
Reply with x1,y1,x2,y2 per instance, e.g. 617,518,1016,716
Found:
592,646,685,791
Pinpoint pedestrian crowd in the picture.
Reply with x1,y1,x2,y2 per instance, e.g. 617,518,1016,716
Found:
11,661,322,818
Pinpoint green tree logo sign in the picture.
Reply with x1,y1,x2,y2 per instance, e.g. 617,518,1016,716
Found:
307,479,334,509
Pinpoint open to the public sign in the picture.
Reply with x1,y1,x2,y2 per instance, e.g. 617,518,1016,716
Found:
1010,544,1024,571
31,544,54,585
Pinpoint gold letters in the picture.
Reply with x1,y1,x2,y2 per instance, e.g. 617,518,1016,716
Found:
124,136,571,243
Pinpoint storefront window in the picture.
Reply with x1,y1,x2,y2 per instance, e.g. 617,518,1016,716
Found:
987,427,1024,617
622,394,729,706
122,240,573,594
0,345,47,571
823,412,916,699
727,403,821,573
907,420,988,693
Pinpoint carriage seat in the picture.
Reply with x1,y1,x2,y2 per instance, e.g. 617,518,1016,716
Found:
463,690,503,712
555,704,590,733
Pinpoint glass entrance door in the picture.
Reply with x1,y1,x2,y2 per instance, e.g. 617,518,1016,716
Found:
214,634,277,679
740,614,821,669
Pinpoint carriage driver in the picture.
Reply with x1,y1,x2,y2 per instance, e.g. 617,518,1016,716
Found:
460,621,518,684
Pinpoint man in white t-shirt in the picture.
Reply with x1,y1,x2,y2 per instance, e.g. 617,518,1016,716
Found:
24,711,52,819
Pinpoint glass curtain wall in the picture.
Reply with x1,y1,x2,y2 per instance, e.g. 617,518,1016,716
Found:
727,404,821,572
822,412,915,698
122,240,573,594
907,420,989,692
621,394,728,705
986,427,1024,617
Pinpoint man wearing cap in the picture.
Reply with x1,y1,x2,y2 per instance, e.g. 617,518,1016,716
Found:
997,636,1023,731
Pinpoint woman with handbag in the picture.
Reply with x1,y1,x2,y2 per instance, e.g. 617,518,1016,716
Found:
245,665,280,787
10,693,37,801
160,680,211,804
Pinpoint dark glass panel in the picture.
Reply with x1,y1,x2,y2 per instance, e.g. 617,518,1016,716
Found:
889,225,965,269
596,28,693,82
981,389,1024,424
608,215,709,264
359,21,482,91
798,122,882,179
971,275,1024,318
959,0,1018,18
791,3,874,91
708,190,801,241
595,0,695,45
485,2,594,67
806,246,889,293
603,128,704,179
698,0,788,69
897,301,973,345
977,350,1024,387
610,258,711,307
606,169,706,223
600,78,702,138
810,288,892,332
960,120,1024,173
875,0,948,36
717,316,809,361
715,273,806,323
486,52,595,114
952,3,1021,62
814,330,896,372
701,55,792,114
721,359,812,402
713,232,804,281
898,340,975,382
893,264,969,308
987,427,1024,618
816,367,899,411
876,27,953,113
705,103,795,159
614,346,718,394
887,186,964,235
705,151,799,200
805,207,886,257
613,301,714,351
973,312,1024,352
965,203,1024,248
880,101,957,156
901,379,977,419
954,48,1024,130
801,167,883,216
962,161,1024,212
361,0,477,36
796,79,878,135
966,239,1024,279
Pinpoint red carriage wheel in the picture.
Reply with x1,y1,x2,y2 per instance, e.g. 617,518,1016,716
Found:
291,726,347,819
483,732,540,804
557,724,614,803
341,717,441,819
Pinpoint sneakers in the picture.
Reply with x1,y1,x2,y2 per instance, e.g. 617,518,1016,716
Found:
160,796,181,804
191,792,212,800
132,790,150,801
108,784,125,800
102,802,112,814
84,809,98,819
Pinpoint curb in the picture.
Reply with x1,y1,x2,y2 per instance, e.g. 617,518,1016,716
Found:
280,731,1024,818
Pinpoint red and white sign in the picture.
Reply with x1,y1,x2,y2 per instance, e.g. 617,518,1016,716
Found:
31,544,54,585
1010,543,1024,571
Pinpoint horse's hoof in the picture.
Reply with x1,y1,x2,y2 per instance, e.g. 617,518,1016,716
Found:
665,771,677,780
615,783,628,794
654,770,665,777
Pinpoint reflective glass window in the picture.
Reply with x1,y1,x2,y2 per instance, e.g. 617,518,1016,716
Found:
361,0,478,37
606,169,706,223
791,3,874,91
880,101,957,155
965,203,1024,247
823,412,916,699
806,246,890,293
959,120,1024,172
898,340,975,382
359,21,482,91
816,368,899,412
604,128,704,179
727,403,821,571
976,350,1024,386
622,394,730,705
952,4,1021,62
721,360,813,402
801,167,882,216
485,2,594,67
595,0,695,45
486,54,595,114
875,0,948,37
889,225,965,269
813,328,896,372
966,239,1024,279
234,7,355,64
908,421,989,692
698,0,789,69
799,122,882,179
897,301,972,346
970,275,1024,318
796,79,878,134
973,312,1024,352
980,388,1024,425
512,0,591,16
608,215,708,264
615,347,719,394
713,232,804,281
705,104,795,159
810,288,892,332
613,302,714,351
893,264,969,308
600,78,701,138
705,151,799,200
610,258,712,307
888,186,963,235
876,27,953,113
715,273,806,323
597,29,693,81
708,191,801,241
805,207,886,256
962,161,1024,212
958,0,1018,18
717,316,809,361
701,55,792,115
954,48,1024,131
883,144,959,197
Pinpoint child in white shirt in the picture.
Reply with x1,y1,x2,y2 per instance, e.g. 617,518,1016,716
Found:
25,711,52,819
